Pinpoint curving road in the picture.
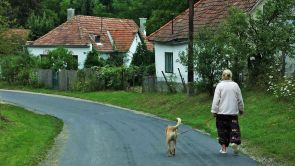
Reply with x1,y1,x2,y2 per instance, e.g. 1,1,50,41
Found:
0,90,260,166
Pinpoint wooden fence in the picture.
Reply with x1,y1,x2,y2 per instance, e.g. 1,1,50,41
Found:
38,69,77,90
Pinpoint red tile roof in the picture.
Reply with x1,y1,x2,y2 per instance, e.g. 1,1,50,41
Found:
148,0,260,42
2,29,29,39
29,15,144,53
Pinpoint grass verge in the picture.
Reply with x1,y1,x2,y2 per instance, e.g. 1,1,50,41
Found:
0,103,63,166
0,82,294,165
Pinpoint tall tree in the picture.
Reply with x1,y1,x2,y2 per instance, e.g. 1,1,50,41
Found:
247,0,295,85
26,11,57,40
218,7,251,86
0,0,11,29
0,1,24,56
8,0,42,26
145,0,187,35
131,42,154,66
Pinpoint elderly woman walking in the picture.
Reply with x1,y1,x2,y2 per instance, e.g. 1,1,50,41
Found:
211,69,244,154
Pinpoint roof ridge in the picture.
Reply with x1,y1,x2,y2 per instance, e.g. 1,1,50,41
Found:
76,15,135,21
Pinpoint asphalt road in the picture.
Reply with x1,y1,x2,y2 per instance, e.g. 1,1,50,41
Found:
0,90,260,166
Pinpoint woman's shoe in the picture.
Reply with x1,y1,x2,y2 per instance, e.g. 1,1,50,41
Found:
219,149,227,154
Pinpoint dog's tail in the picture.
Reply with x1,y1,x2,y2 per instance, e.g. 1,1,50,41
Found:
175,118,181,128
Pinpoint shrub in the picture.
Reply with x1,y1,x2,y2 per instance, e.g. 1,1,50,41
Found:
0,53,38,85
105,52,126,67
72,69,105,92
131,42,154,66
268,76,295,103
72,66,141,91
39,47,78,71
84,50,105,68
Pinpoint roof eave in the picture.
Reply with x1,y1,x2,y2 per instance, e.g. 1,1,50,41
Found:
26,44,90,48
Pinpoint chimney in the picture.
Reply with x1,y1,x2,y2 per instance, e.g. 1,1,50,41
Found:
67,8,75,21
139,18,147,36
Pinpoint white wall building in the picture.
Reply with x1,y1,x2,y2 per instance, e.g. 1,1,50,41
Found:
148,0,294,83
27,9,150,69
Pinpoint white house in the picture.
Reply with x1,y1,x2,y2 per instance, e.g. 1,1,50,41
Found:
148,0,295,83
26,9,152,69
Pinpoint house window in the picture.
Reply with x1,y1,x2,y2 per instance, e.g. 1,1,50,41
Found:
95,35,100,43
40,54,48,63
72,55,78,70
165,52,173,73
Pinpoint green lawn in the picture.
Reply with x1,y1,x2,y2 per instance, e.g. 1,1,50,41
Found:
0,82,294,165
0,104,63,166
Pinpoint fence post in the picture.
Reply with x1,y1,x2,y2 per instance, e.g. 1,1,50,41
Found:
161,71,174,93
178,68,187,93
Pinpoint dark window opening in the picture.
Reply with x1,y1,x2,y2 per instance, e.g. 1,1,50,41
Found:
165,52,173,73
95,36,101,43
72,55,78,70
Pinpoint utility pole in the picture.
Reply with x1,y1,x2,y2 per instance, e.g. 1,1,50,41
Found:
187,0,195,96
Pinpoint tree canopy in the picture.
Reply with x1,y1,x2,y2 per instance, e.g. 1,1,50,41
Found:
1,0,190,39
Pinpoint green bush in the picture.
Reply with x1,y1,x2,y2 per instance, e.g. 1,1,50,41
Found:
194,80,208,93
268,76,295,104
39,47,78,71
84,50,105,68
72,66,141,91
105,52,125,67
72,69,105,92
0,53,38,85
131,42,154,66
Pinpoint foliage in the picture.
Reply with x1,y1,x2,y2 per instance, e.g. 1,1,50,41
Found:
179,8,251,95
26,11,57,40
39,47,78,71
70,0,95,16
105,52,126,67
84,50,105,68
0,53,38,85
218,7,251,86
0,31,27,56
131,42,155,83
0,1,22,56
268,76,295,103
0,0,13,29
73,66,141,91
131,42,154,67
5,0,188,39
7,0,42,26
179,27,228,96
144,64,155,76
180,0,295,94
92,0,187,34
144,0,187,35
72,69,105,92
247,0,295,86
